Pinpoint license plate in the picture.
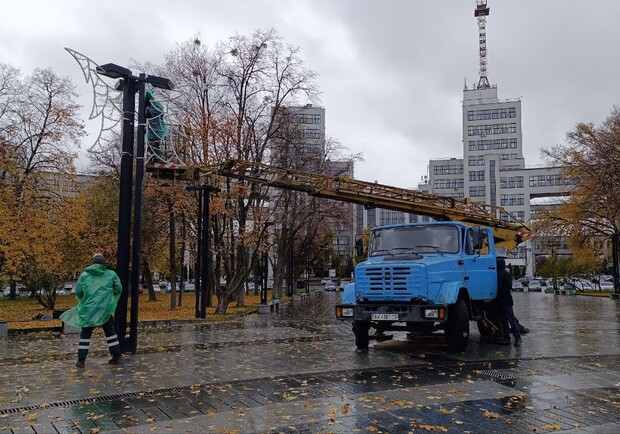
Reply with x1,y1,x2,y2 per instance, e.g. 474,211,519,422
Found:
371,313,399,321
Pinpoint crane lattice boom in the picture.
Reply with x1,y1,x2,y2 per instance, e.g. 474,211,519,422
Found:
196,159,530,251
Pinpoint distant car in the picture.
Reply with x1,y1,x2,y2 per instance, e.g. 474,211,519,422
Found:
2,287,11,297
563,279,594,291
599,280,614,291
512,281,524,292
338,280,351,291
56,288,66,296
184,283,195,292
166,282,180,293
324,281,336,291
159,280,167,290
321,277,332,285
527,279,542,292
266,278,274,290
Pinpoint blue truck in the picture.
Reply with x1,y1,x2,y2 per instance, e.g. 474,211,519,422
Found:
335,221,504,352
214,159,529,352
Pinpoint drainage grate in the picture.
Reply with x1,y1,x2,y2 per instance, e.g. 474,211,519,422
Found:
479,369,518,380
0,363,426,416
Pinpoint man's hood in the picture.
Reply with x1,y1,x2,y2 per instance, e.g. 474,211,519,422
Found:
83,263,107,276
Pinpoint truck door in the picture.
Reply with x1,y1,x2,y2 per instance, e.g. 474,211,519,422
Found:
463,227,497,300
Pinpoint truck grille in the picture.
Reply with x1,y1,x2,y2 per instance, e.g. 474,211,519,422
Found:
360,266,422,300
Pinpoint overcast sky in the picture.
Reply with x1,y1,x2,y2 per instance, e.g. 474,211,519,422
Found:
2,0,619,188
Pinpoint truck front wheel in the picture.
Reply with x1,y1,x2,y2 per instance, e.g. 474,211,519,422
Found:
446,298,469,353
353,320,370,349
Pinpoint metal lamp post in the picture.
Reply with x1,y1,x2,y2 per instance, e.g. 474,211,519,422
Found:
96,63,173,354
260,222,275,305
186,184,220,318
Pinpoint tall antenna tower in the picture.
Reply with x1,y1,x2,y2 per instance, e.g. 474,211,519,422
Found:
474,0,491,89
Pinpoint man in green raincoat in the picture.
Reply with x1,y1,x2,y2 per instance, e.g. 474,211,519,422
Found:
61,253,123,368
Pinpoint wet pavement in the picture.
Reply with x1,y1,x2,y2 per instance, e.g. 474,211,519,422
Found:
1,291,620,433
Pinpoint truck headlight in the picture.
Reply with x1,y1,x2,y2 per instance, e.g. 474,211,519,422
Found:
424,308,445,319
341,308,354,317
424,309,439,319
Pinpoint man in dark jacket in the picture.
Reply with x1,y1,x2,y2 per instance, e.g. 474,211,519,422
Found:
496,258,522,346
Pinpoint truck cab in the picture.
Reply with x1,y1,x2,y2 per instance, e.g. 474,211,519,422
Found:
336,221,499,352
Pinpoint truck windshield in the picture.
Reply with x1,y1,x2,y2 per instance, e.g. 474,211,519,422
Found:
368,225,459,256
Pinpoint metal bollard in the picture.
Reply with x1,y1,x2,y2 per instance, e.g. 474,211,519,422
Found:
0,321,8,338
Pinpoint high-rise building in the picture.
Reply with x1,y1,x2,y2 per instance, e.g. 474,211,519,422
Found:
270,104,325,170
270,104,356,268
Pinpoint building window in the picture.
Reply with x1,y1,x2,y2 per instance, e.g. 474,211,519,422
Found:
299,113,321,124
500,194,524,206
468,156,485,166
500,210,525,223
468,138,518,151
367,209,376,226
500,176,524,188
467,107,516,121
468,170,485,181
467,123,517,137
304,129,321,139
528,174,573,187
433,179,464,190
499,164,521,171
469,186,486,197
433,164,464,175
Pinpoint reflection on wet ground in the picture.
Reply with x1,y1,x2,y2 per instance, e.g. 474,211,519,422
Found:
1,291,619,433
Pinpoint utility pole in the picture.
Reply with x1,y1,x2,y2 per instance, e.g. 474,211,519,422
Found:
186,184,220,318
96,63,173,354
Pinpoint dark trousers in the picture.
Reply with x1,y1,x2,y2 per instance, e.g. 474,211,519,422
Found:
500,306,521,340
78,317,121,361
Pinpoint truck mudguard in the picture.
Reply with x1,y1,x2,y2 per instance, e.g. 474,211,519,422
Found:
435,280,464,305
342,283,356,304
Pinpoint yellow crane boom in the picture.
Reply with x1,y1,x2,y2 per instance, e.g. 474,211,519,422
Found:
196,159,530,252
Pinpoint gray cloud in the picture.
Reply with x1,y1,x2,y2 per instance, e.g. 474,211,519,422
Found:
2,0,619,187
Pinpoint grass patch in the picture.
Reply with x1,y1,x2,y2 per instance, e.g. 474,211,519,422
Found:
577,291,613,297
0,291,288,330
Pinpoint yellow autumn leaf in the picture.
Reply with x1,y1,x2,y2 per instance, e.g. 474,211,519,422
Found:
482,410,501,419
439,407,456,414
543,424,561,431
419,424,448,432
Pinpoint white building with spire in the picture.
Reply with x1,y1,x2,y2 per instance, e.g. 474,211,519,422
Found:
357,1,572,276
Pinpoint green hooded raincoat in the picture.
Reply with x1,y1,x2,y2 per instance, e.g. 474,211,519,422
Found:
60,264,122,328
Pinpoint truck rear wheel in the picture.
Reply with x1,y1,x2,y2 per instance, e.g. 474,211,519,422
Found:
446,298,469,353
353,320,370,349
